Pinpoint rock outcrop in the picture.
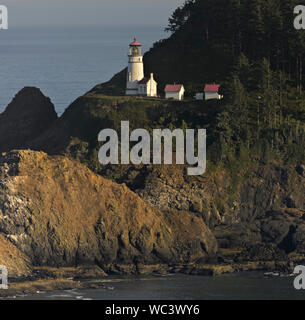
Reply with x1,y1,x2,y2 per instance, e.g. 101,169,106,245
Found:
135,163,305,262
0,150,217,275
0,87,58,153
0,235,31,277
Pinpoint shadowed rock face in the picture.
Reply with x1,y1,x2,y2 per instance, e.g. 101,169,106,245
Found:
0,150,218,272
0,87,58,153
136,163,305,255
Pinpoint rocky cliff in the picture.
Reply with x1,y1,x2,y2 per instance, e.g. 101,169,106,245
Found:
135,163,305,262
0,150,217,276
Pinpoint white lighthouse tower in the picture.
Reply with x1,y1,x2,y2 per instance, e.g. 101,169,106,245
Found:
126,37,144,96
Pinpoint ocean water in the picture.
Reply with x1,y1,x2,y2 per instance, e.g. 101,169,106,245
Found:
0,25,166,116
5,273,305,300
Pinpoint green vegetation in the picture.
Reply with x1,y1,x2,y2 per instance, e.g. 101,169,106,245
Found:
60,93,223,178
147,0,305,167
147,0,305,93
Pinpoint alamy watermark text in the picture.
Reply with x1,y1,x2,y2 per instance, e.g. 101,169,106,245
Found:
0,5,7,30
0,265,8,289
98,121,207,176
294,5,305,29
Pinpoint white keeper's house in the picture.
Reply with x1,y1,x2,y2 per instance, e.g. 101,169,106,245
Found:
164,84,185,100
125,37,157,97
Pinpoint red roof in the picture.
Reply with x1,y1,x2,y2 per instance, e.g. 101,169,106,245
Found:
138,77,149,85
130,37,142,46
165,84,184,92
204,84,220,92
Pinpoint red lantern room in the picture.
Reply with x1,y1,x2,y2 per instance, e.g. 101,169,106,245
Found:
129,37,142,56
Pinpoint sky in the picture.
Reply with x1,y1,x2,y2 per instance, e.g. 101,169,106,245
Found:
1,0,186,27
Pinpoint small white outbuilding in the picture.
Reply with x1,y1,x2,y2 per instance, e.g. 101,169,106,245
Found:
194,93,204,100
204,84,223,100
164,84,185,100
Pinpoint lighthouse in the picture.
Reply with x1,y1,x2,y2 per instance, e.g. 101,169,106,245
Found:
125,37,158,97
126,37,144,96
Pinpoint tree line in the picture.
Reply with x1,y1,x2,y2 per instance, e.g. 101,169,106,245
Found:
166,0,305,166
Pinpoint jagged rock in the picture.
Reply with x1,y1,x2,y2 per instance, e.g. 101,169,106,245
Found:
0,87,58,153
213,222,262,249
260,219,292,245
0,150,217,273
292,224,305,253
0,234,32,277
239,243,287,262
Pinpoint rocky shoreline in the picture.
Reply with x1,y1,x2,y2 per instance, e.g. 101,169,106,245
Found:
1,256,303,298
